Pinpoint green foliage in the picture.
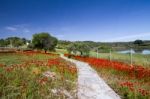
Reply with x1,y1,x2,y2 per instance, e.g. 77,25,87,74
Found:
0,39,5,47
0,37,28,47
61,40,150,52
67,42,90,56
32,32,58,51
21,38,27,44
134,40,144,45
9,37,23,47
67,43,77,54
97,44,112,53
57,40,71,49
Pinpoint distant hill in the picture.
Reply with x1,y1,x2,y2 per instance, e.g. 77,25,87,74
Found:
57,40,150,51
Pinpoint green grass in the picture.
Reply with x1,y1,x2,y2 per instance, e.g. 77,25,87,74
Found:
90,51,150,67
56,49,68,54
0,52,77,99
0,53,56,65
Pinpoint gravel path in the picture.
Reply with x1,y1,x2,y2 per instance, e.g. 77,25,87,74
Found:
61,54,120,99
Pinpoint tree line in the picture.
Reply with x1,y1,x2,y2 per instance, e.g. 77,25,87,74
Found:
1,32,149,55
0,32,58,53
58,39,150,55
0,37,29,47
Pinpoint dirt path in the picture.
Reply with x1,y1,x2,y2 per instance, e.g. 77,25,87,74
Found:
61,54,120,99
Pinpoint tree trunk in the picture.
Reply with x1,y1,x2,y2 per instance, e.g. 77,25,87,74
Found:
80,51,83,56
45,50,47,53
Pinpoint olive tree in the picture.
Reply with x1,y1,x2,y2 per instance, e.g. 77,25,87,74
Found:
67,42,90,56
5,37,24,47
32,32,58,53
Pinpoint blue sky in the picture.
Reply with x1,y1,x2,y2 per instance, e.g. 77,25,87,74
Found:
0,0,150,42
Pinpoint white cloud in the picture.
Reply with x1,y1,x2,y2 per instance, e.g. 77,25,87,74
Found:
4,24,31,33
23,29,30,33
5,26,17,31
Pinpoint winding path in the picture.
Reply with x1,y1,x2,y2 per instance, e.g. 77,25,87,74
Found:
61,54,120,99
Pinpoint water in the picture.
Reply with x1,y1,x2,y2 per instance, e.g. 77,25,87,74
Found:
142,50,150,54
117,49,150,55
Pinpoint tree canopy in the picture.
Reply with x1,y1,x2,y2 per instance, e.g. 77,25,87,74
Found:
0,37,28,47
134,40,143,45
67,42,90,56
32,32,58,52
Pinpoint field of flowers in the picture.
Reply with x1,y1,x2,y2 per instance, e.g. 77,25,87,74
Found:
65,54,150,99
90,51,150,68
0,51,77,99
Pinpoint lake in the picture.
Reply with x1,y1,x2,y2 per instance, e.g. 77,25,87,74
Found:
117,49,150,55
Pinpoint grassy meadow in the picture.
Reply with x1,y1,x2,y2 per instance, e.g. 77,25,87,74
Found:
0,51,77,99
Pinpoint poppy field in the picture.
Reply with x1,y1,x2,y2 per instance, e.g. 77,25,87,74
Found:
65,54,150,99
90,51,150,68
0,51,77,99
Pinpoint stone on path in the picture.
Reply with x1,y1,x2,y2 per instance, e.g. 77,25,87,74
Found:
61,54,120,99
